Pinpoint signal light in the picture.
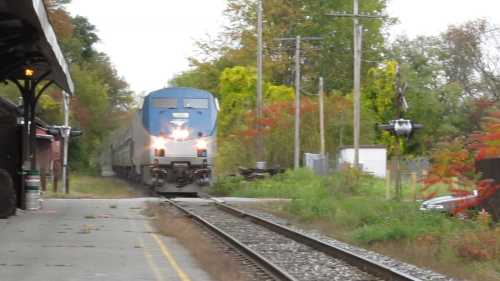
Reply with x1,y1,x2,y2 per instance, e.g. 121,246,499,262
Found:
151,136,167,149
196,139,208,150
24,67,35,78
197,149,207,158
154,149,165,157
378,119,423,138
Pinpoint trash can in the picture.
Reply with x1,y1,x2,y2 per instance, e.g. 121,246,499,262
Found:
25,170,41,211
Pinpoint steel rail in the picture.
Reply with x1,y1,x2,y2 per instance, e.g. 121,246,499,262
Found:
215,202,422,281
165,199,299,281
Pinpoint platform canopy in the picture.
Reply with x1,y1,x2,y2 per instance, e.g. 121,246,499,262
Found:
0,0,74,94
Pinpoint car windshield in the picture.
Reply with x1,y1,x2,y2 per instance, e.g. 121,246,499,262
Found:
183,98,208,109
153,98,177,108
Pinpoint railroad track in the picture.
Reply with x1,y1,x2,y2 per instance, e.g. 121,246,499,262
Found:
165,199,422,281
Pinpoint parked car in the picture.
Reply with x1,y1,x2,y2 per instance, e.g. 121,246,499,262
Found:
420,190,479,213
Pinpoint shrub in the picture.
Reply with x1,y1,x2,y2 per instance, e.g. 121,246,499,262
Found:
212,169,480,247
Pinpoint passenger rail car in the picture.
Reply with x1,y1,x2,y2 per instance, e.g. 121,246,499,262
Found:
109,87,218,195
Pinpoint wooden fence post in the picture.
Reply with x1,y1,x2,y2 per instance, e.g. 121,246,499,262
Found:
411,172,417,202
385,168,391,200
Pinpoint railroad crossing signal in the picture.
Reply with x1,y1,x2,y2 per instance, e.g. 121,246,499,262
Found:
378,119,423,139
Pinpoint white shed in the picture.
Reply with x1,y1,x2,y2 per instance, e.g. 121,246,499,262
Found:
337,146,387,178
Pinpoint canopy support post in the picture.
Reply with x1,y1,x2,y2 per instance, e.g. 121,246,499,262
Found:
9,73,54,209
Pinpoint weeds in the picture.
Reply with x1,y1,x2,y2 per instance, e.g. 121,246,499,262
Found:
45,175,139,199
212,169,500,280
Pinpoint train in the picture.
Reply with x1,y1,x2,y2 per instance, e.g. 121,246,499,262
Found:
106,87,219,195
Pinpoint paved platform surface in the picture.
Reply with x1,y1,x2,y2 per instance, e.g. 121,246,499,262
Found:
0,198,214,281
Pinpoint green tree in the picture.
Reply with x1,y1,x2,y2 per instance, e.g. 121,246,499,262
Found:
386,21,500,155
218,66,257,135
71,16,100,60
211,0,390,92
68,65,110,170
172,0,391,94
363,60,400,153
43,3,134,170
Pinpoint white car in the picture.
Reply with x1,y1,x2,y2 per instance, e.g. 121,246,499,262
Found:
420,190,479,213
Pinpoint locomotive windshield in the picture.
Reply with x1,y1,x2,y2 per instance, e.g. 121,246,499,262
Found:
184,98,208,109
153,98,177,108
143,88,217,138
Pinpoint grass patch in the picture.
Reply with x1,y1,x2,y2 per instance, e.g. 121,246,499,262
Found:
212,169,500,281
45,175,139,199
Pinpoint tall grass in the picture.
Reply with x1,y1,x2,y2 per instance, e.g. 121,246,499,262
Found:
211,169,476,244
212,169,499,280
45,175,138,199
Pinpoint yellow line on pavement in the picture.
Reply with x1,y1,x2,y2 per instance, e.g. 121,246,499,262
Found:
138,237,165,281
151,233,192,281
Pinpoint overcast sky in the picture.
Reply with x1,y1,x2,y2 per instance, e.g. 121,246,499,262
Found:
67,0,500,95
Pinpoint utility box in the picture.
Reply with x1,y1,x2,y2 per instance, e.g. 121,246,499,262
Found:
304,153,328,176
337,145,387,178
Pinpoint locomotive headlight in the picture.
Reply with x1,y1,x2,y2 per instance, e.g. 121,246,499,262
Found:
196,139,208,150
172,128,189,140
151,136,166,149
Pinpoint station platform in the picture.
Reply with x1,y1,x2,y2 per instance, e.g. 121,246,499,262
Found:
0,198,213,281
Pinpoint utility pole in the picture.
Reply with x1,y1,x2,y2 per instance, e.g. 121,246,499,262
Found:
394,63,408,200
294,35,301,169
319,77,325,156
352,0,361,168
327,0,385,169
256,0,264,164
353,23,362,168
274,36,322,169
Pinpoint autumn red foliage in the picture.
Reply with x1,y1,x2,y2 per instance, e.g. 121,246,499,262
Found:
424,106,500,216
239,98,317,139
71,96,91,130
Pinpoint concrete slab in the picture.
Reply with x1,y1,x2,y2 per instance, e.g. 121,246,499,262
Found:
0,198,214,281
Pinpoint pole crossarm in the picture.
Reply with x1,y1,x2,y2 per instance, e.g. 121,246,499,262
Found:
274,36,324,42
326,12,387,19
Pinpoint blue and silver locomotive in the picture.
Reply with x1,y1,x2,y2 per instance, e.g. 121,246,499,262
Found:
108,87,218,195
